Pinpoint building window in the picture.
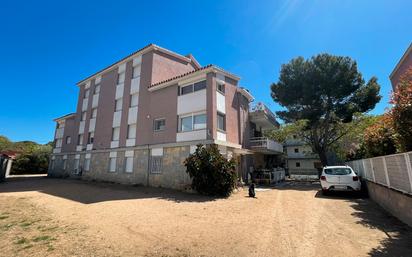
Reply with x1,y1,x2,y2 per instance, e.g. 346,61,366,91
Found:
109,157,116,172
94,84,100,94
84,89,90,99
66,136,71,144
193,114,207,130
115,98,123,111
178,80,206,96
62,159,67,170
150,156,162,174
74,159,80,171
91,108,97,118
117,72,125,84
84,158,91,171
132,65,140,78
217,113,226,131
179,113,207,132
180,84,193,95
77,134,83,145
296,162,301,168
125,157,133,173
292,135,297,139
194,80,207,91
130,94,138,107
81,111,87,121
127,124,136,139
294,148,299,153
112,127,120,141
154,119,166,131
217,83,225,94
180,116,193,132
87,132,94,144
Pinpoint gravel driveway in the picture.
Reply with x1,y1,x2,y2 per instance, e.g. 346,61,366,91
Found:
0,177,411,257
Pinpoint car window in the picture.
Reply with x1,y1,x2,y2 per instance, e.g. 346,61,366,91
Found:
324,168,352,175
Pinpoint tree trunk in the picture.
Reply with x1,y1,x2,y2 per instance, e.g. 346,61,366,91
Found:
318,150,328,167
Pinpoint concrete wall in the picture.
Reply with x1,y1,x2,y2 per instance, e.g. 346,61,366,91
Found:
287,159,319,175
48,145,192,190
366,181,412,227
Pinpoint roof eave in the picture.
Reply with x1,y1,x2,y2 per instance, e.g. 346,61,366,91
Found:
389,42,412,79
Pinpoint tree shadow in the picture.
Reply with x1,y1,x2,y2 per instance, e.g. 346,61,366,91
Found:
315,190,412,256
0,176,218,204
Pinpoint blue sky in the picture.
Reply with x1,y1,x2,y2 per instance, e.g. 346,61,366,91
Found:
0,0,411,144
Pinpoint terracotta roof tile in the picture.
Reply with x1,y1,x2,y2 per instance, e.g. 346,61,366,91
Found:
149,64,213,88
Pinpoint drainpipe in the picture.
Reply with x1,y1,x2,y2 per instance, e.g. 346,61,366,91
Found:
146,144,150,186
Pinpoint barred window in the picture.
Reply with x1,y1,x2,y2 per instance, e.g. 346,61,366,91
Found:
150,156,163,174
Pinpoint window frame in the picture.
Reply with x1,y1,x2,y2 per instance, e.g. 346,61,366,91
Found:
112,127,120,141
130,93,138,107
81,111,87,121
295,162,301,168
127,124,136,139
117,71,125,85
66,136,71,144
217,112,226,132
84,89,90,99
217,83,225,94
91,108,97,118
125,157,133,173
94,84,100,94
153,118,166,132
179,112,207,132
150,156,163,174
132,64,141,79
87,132,94,144
108,157,117,172
77,134,83,145
115,98,123,112
84,158,91,171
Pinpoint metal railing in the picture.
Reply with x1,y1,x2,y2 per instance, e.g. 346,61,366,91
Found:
250,102,277,123
250,137,283,153
346,151,412,195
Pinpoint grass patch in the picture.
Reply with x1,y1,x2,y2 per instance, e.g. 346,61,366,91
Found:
1,223,15,231
32,235,54,242
15,237,29,245
0,215,9,220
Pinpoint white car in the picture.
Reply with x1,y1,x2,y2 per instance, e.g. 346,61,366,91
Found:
320,166,361,194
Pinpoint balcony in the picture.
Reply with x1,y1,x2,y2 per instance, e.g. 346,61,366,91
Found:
250,137,283,154
249,102,279,130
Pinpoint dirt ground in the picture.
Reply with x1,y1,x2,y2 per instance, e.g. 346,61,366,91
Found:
0,177,411,257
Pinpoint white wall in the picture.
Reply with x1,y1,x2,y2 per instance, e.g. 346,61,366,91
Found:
177,90,206,115
176,129,207,142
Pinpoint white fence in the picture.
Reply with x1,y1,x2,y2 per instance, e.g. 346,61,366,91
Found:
346,151,412,195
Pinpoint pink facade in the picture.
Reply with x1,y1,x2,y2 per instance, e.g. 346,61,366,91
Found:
53,44,256,152
390,43,412,91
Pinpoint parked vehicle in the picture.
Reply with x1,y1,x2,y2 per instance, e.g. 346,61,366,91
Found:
320,166,361,194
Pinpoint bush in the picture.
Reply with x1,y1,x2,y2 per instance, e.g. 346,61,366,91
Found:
11,149,50,175
362,114,397,158
391,68,412,152
184,144,237,197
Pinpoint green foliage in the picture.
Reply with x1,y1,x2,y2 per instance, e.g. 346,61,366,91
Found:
264,120,308,143
270,54,381,165
332,114,379,161
184,144,237,197
0,135,52,175
362,114,397,157
391,68,412,152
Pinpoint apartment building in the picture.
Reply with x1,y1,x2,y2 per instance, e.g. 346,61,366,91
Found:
49,44,283,189
284,138,321,179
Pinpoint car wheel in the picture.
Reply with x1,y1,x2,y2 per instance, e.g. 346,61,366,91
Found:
322,189,329,196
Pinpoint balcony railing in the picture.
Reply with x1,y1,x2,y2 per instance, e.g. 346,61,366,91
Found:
249,102,279,127
250,137,283,153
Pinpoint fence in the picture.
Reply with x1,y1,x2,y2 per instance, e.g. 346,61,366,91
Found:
346,151,412,195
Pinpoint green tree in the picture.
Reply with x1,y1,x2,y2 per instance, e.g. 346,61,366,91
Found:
362,114,397,157
184,144,237,197
391,67,412,152
271,54,381,165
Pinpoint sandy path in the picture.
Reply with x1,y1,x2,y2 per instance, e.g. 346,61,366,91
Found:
1,177,411,257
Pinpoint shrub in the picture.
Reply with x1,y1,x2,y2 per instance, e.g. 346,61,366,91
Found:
362,114,397,157
184,144,237,197
391,68,412,152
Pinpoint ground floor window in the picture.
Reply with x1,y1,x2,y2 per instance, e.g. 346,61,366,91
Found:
84,158,91,171
150,156,162,174
109,157,116,172
295,162,301,167
125,157,133,173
